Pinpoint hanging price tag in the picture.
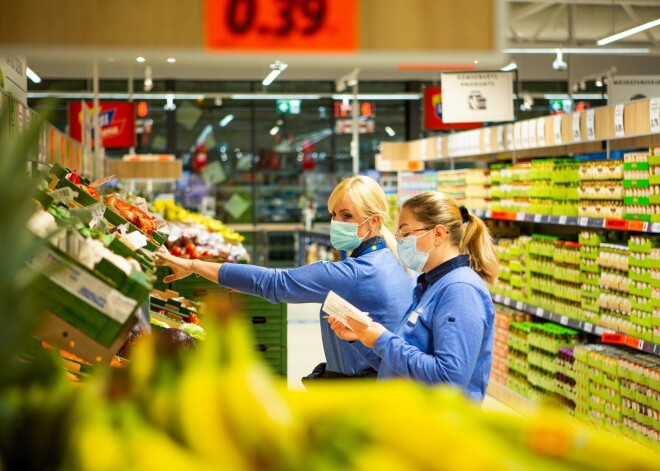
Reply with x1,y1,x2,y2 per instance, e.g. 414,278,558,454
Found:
515,301,524,311
484,131,492,153
560,316,569,325
652,222,660,233
49,187,78,203
614,104,625,137
628,220,649,232
572,112,582,142
534,214,542,223
586,109,596,140
535,307,544,317
497,126,504,151
650,98,660,133
529,118,537,147
521,121,529,148
584,323,593,333
507,125,514,150
578,217,589,226
559,215,567,224
537,118,546,147
512,124,520,149
553,115,563,144
436,137,444,159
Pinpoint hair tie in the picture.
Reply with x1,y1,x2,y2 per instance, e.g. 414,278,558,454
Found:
459,206,470,223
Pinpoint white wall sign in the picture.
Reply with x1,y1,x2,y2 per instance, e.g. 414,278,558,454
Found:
586,109,596,140
0,57,28,105
609,75,660,105
614,104,625,137
650,98,660,133
440,72,514,123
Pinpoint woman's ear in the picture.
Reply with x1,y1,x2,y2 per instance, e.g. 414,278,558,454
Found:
434,225,446,243
370,214,382,230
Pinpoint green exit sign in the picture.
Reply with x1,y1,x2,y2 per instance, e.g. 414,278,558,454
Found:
276,99,301,115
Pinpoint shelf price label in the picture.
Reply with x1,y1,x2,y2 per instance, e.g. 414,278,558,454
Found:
605,218,629,230
537,118,546,147
583,323,593,333
205,0,358,52
553,115,563,144
535,307,544,317
586,109,596,140
578,217,589,227
652,222,660,233
558,215,567,224
572,112,582,142
628,220,649,232
560,316,569,326
601,333,626,345
493,293,502,303
625,336,642,349
533,214,543,223
515,301,524,311
651,98,660,133
614,104,625,137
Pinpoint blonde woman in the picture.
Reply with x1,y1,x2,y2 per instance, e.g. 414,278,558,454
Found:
329,191,498,401
156,176,414,379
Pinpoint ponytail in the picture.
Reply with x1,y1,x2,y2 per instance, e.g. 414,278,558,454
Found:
403,191,499,283
460,213,499,284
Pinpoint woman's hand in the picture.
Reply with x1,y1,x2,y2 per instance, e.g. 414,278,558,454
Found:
327,317,388,349
155,246,194,282
328,317,359,342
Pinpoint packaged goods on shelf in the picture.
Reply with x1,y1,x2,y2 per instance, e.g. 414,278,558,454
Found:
464,169,491,210
397,170,438,204
578,154,624,220
436,169,467,205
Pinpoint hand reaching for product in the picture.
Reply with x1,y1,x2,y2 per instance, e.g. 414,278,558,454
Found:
327,316,387,348
156,245,194,283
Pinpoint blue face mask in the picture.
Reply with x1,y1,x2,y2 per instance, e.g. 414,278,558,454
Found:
330,217,372,251
397,229,434,273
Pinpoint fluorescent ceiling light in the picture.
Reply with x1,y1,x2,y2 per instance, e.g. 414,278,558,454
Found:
270,125,280,136
167,57,176,63
503,47,649,54
500,62,517,72
262,61,288,86
230,93,321,100
331,93,421,101
195,124,213,146
385,126,396,137
597,18,660,46
219,114,234,127
26,67,41,84
136,56,146,63
544,93,606,100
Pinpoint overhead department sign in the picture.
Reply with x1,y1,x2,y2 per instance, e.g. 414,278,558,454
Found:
440,72,514,123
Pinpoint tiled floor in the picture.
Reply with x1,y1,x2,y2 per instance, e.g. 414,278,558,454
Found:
286,302,518,414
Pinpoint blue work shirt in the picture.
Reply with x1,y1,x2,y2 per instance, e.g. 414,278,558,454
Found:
358,254,494,401
218,236,415,376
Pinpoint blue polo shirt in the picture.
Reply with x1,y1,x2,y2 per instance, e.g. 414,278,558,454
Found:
356,254,494,401
218,236,415,376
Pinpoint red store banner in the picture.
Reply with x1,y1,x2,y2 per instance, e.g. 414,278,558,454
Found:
423,86,482,131
68,101,136,148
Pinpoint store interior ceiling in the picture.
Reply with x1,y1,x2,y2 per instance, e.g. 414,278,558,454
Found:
21,0,660,89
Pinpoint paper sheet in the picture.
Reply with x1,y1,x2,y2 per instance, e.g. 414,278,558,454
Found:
322,290,371,328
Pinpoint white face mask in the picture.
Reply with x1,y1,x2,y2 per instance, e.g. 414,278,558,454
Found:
396,229,435,272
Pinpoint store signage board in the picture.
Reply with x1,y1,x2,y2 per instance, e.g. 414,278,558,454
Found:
608,75,660,105
276,99,301,114
422,86,482,131
0,56,27,105
440,72,514,123
205,0,357,51
68,102,136,148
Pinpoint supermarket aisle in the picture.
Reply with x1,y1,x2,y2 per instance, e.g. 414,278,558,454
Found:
287,303,519,415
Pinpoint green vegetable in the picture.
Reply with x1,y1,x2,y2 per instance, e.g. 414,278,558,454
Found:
179,323,206,341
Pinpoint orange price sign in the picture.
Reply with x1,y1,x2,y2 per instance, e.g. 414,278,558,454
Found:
604,218,629,230
205,0,357,52
601,333,625,345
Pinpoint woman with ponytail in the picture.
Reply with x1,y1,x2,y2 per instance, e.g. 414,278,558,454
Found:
157,176,414,380
329,191,498,401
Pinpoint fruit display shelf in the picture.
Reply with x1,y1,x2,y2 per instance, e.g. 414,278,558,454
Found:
491,293,660,357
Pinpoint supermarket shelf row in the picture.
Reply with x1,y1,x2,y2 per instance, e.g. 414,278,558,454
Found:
472,209,657,233
492,293,660,357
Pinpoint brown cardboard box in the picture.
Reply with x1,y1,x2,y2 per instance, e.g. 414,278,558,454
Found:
105,159,182,180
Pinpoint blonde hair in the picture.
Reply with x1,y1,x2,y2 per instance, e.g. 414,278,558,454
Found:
327,175,398,256
402,192,499,284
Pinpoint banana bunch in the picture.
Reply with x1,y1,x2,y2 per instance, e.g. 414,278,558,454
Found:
3,297,660,470
154,200,244,242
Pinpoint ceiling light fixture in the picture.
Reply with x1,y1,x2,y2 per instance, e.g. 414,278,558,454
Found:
164,94,176,111
263,61,288,86
270,125,280,136
136,56,146,63
26,67,41,84
595,78,603,87
597,18,660,46
500,62,517,72
167,57,176,63
219,114,234,127
385,126,396,137
144,65,153,92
